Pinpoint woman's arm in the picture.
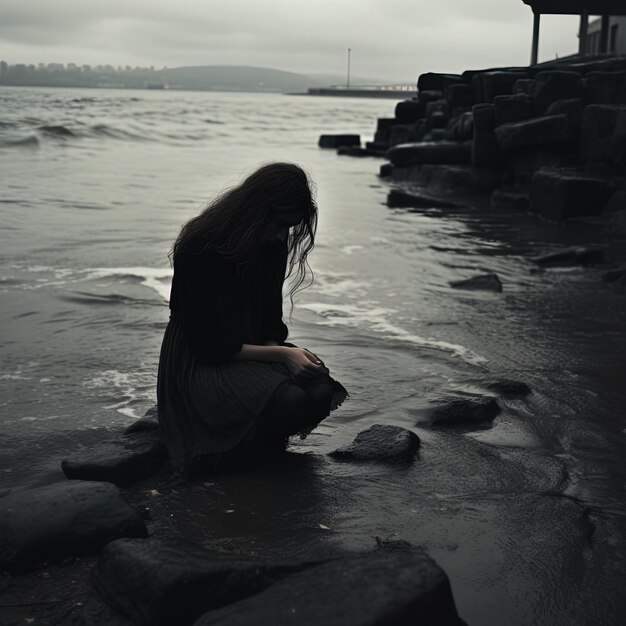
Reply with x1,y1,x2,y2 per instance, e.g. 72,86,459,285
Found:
233,343,321,378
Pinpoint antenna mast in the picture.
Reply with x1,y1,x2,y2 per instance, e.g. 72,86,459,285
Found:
346,48,351,88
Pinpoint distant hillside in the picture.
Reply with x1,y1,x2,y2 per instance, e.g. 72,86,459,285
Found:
155,65,329,92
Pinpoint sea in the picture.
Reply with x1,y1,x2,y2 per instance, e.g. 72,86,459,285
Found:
1,86,625,624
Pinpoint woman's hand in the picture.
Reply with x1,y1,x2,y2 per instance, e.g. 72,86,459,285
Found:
280,346,322,378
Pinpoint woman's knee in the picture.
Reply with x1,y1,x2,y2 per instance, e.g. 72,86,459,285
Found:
304,382,334,418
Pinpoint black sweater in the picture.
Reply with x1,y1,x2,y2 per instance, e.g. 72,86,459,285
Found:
169,240,289,364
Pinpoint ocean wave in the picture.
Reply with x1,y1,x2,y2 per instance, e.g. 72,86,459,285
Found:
38,125,75,137
90,123,151,141
0,135,40,148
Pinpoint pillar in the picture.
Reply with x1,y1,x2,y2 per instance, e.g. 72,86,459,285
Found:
600,15,610,54
579,10,589,57
531,11,541,65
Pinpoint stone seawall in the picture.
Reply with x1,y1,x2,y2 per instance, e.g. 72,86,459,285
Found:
325,56,626,227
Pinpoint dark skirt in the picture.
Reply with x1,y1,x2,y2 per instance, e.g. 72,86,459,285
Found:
157,316,348,473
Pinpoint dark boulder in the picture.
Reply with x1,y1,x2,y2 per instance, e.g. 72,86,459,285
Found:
494,94,532,126
194,543,465,626
329,425,420,463
472,71,528,103
447,84,475,113
62,428,166,486
0,481,147,574
530,71,584,115
447,112,474,141
337,146,385,157
391,163,502,194
427,397,501,427
417,89,444,104
528,168,614,221
545,98,584,130
93,538,320,626
124,405,159,434
513,78,533,95
388,125,413,147
584,71,626,105
449,273,503,292
581,105,626,168
472,104,502,168
602,267,626,285
387,141,470,167
377,117,397,132
318,134,360,149
379,163,393,178
395,99,426,123
490,187,529,211
510,149,579,187
495,114,573,152
531,245,606,266
387,189,461,209
418,72,462,93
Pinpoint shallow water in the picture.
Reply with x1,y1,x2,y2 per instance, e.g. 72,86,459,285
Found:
1,86,626,624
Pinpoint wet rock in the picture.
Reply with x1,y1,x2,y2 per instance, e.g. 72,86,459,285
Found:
387,141,470,167
391,163,502,194
449,273,503,292
545,98,584,130
530,71,584,115
484,379,532,397
93,538,319,626
584,70,626,105
194,543,464,626
494,94,532,126
510,149,578,187
337,146,385,158
329,425,420,463
513,78,533,95
428,396,501,426
472,104,501,168
581,105,626,168
387,189,461,209
531,245,606,266
495,114,573,152
379,163,393,178
601,267,626,285
603,190,626,236
124,405,159,434
446,112,474,141
377,117,397,132
490,187,529,211
62,428,166,487
318,134,360,148
388,124,412,147
472,71,528,104
0,481,147,574
417,89,444,104
447,84,475,114
528,168,614,221
395,99,426,123
418,72,461,93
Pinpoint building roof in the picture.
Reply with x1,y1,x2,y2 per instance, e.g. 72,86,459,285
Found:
522,1,626,15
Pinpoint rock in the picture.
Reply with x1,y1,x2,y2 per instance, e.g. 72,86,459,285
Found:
428,397,501,426
601,267,626,284
510,149,578,187
449,273,503,292
530,71,584,115
387,189,461,209
62,428,166,486
528,168,614,221
337,146,385,158
430,110,448,129
377,117,398,132
395,99,426,123
584,71,626,105
603,190,626,236
391,163,502,194
329,425,420,463
484,379,532,397
387,141,470,166
472,71,528,103
0,481,147,574
124,405,159,434
318,134,360,149
581,105,626,168
513,78,533,95
379,163,393,178
494,94,532,126
545,98,584,130
374,129,389,146
490,187,529,211
418,72,462,93
472,104,502,168
365,141,389,152
531,245,606,266
388,125,412,147
417,89,444,104
446,112,474,141
447,84,475,113
194,543,464,626
93,538,321,626
495,114,573,152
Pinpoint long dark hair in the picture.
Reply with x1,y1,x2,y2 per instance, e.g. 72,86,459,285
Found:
171,162,318,304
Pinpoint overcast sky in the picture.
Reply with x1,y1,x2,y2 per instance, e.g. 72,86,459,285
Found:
1,0,582,81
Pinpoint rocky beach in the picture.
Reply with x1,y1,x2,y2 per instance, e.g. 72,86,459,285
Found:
1,54,626,625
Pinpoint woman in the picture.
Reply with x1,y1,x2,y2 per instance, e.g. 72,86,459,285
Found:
157,162,348,475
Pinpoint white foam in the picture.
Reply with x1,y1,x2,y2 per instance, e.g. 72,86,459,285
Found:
88,266,172,301
300,301,487,367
